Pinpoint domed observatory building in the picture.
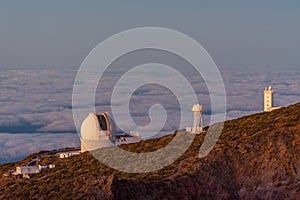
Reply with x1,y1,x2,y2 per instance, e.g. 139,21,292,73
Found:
80,112,116,152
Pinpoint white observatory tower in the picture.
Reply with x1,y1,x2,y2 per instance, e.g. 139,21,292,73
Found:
263,86,282,112
191,104,204,133
264,86,274,112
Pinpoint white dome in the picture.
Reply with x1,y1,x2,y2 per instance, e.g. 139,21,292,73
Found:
80,112,117,152
80,112,116,141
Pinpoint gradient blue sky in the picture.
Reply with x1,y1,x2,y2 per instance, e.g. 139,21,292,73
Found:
0,0,299,69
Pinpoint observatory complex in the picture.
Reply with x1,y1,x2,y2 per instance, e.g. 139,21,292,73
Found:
264,86,282,112
81,86,281,153
80,112,141,152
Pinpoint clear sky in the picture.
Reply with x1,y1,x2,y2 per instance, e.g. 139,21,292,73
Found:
0,0,299,68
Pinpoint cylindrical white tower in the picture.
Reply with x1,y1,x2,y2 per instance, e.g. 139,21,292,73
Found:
191,104,204,133
264,86,274,112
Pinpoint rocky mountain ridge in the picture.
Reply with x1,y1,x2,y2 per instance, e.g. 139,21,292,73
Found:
1,103,300,199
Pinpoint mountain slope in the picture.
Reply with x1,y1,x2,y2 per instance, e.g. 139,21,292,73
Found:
1,103,300,199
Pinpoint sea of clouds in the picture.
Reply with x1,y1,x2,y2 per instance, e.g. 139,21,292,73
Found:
0,66,299,163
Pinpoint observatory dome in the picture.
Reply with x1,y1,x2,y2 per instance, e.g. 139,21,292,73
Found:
80,112,116,152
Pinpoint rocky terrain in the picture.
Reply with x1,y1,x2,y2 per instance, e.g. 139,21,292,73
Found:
1,103,300,199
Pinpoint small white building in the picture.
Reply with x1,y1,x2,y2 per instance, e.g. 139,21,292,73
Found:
59,151,81,158
38,164,55,171
16,166,40,175
60,153,71,158
38,165,48,171
186,127,192,132
49,164,55,169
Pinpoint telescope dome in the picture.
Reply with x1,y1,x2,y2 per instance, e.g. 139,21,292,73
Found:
80,112,116,152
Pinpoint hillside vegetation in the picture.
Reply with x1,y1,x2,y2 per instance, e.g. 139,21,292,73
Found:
1,103,300,199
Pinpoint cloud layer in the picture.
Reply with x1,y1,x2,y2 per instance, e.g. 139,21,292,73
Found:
0,133,79,163
0,66,299,163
